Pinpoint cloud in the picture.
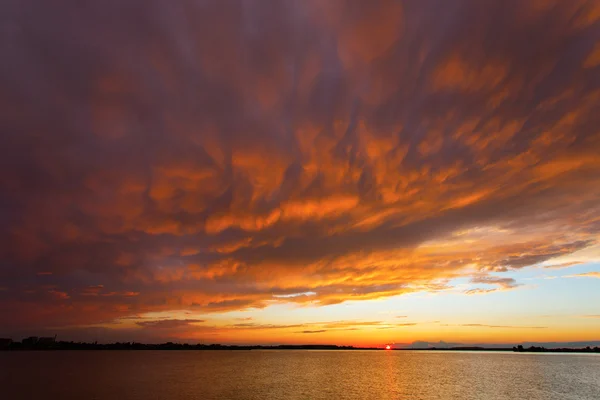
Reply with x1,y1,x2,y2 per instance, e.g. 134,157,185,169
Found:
543,261,584,269
320,321,386,329
566,272,600,279
48,289,70,300
117,315,146,320
470,276,519,287
136,319,205,329
377,323,417,329
224,320,395,332
465,274,521,295
322,320,420,330
226,323,304,330
464,288,498,295
297,330,326,334
0,0,599,337
456,324,547,329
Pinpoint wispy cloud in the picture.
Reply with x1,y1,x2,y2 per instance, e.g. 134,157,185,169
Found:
456,323,547,329
137,319,205,329
566,272,600,279
542,261,583,270
465,275,521,295
438,322,547,329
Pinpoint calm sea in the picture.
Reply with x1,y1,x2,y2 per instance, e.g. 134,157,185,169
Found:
1,350,599,399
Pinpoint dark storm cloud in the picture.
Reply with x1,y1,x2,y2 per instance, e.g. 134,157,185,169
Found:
1,0,600,334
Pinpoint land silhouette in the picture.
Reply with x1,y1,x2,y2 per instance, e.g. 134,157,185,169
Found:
1,337,599,353
1,338,369,351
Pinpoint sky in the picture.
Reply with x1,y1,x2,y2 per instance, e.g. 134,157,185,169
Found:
1,0,599,347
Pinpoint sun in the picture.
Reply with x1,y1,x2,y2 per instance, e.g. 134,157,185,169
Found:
385,345,391,350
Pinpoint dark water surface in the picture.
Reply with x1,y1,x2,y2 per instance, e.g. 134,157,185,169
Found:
1,350,599,399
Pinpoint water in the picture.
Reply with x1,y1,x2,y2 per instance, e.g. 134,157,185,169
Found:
1,350,599,399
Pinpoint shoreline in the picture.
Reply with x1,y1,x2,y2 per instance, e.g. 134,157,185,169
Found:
1,342,599,353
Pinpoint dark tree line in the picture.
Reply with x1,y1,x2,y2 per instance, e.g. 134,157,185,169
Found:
1,341,368,351
513,345,600,353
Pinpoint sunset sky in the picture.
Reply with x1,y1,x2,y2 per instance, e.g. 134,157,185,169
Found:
1,0,600,347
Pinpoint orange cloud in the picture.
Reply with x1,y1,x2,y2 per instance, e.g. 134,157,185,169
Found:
0,0,599,342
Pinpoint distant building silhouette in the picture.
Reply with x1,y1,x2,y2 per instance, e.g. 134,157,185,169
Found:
0,338,12,349
20,335,57,349
37,335,57,348
22,337,39,347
